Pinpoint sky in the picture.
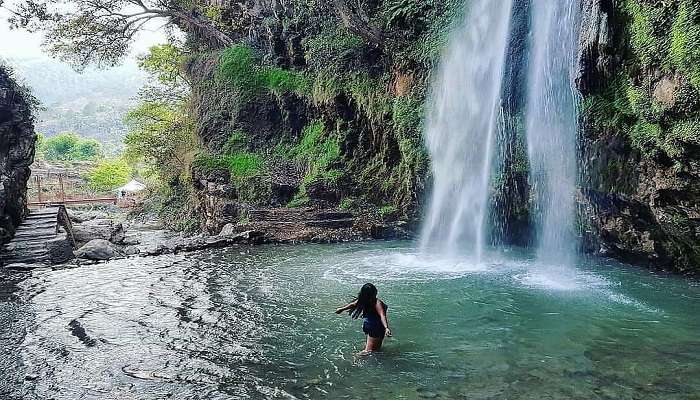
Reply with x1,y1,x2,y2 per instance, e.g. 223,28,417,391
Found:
0,8,166,62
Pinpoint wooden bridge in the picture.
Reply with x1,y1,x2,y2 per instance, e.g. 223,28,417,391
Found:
1,206,76,267
28,197,118,207
28,173,119,207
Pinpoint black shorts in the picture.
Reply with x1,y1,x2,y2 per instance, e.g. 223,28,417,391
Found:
362,318,385,338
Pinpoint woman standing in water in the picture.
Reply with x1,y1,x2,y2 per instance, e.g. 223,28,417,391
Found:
335,283,392,354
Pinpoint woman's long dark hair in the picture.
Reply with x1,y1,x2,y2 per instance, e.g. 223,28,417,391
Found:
349,283,378,319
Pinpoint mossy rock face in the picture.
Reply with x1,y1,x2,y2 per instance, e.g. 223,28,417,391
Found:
577,0,700,272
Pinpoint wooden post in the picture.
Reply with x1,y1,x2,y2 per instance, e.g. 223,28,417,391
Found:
58,174,66,204
36,176,43,205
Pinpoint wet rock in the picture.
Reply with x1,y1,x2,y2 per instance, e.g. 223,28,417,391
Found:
142,244,171,257
72,219,126,245
219,223,237,236
123,246,140,256
24,374,38,381
67,209,109,224
75,239,120,261
45,236,74,264
0,65,36,245
4,262,48,271
576,0,616,95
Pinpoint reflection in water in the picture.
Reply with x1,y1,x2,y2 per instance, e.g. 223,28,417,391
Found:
0,242,699,399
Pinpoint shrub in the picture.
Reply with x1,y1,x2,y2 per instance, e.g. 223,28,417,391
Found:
87,159,132,191
629,121,663,157
42,132,103,161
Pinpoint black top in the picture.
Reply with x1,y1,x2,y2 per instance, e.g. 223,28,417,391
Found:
363,299,388,320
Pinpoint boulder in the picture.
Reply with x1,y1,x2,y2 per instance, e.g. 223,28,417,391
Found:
67,209,110,223
75,239,119,261
72,219,125,245
45,236,75,263
219,223,237,236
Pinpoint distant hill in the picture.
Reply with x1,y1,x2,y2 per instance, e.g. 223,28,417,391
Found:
5,56,146,146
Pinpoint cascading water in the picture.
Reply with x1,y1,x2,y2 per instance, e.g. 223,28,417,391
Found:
525,0,581,265
420,0,514,259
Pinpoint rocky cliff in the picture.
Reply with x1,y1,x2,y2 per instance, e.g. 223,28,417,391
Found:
0,65,36,245
173,0,700,273
577,0,700,273
183,1,462,235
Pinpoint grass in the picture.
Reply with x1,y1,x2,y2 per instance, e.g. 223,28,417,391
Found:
217,44,308,98
192,152,264,178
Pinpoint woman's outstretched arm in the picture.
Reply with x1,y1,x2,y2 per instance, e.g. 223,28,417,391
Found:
335,300,357,314
376,300,392,336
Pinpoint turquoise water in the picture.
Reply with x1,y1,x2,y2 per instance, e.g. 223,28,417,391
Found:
1,241,699,399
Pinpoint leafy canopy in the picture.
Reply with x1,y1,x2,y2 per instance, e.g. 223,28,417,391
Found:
87,158,132,191
39,132,102,161
4,0,231,69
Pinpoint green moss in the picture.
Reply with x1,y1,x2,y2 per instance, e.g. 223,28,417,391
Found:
664,119,700,158
379,204,398,218
217,45,263,99
339,197,360,211
217,44,308,98
304,29,365,71
625,1,672,68
670,1,700,89
222,130,248,154
629,121,663,157
260,67,310,96
392,96,424,136
227,153,264,177
581,74,636,132
346,73,392,126
192,152,264,177
287,192,310,208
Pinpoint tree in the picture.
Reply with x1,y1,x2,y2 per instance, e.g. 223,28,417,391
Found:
3,0,232,69
74,138,102,160
123,101,196,179
87,158,132,191
43,132,80,160
41,132,103,161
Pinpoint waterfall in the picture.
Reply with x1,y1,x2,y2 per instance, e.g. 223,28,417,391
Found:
525,0,581,265
420,0,514,259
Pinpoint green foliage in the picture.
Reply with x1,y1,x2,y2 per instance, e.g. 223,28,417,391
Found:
379,204,398,218
339,196,360,211
292,120,341,180
629,121,663,157
392,96,424,135
192,152,264,178
138,44,186,85
86,158,132,191
222,131,248,154
581,75,636,132
669,1,700,89
345,73,392,126
124,101,196,180
625,1,672,68
41,132,103,161
385,0,432,29
392,0,467,66
304,29,365,71
665,119,700,158
217,45,308,98
286,192,310,208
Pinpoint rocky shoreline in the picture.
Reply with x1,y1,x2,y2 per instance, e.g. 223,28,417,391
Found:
3,206,412,271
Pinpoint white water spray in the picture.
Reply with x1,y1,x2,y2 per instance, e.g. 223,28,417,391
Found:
420,0,514,259
526,0,581,265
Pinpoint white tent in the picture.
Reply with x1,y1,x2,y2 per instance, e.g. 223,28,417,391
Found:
115,179,146,196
